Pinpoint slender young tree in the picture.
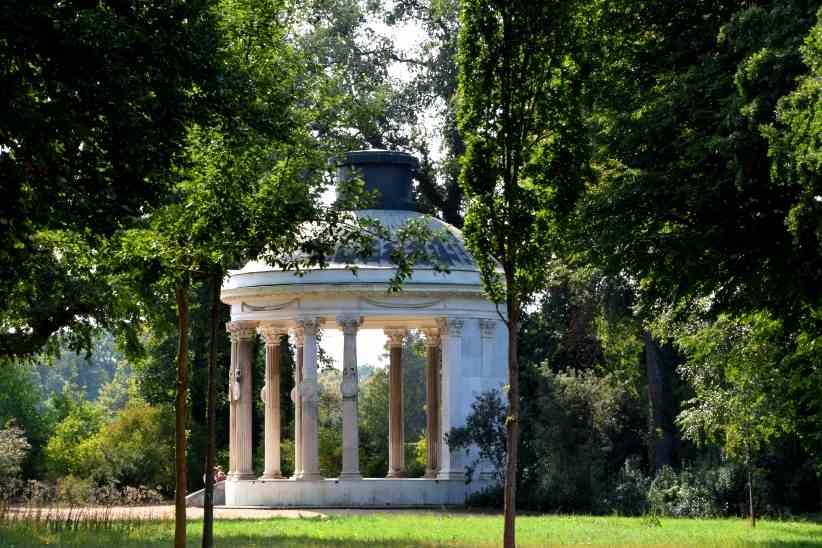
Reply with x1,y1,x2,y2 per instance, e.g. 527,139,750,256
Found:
456,1,589,545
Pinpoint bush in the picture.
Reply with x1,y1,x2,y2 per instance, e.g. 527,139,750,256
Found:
523,368,635,512
43,399,104,479
56,475,93,505
605,457,650,516
81,400,174,492
0,423,30,481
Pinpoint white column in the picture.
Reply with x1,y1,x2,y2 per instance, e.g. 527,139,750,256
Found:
296,318,322,480
478,319,497,480
385,328,407,478
422,328,441,478
258,324,286,479
226,321,257,480
437,317,464,480
290,331,304,479
337,316,362,480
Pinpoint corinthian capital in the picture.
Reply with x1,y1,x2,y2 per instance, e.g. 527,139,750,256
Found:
384,328,407,348
257,323,287,345
226,321,257,342
479,319,497,339
436,318,464,338
336,316,362,335
422,328,440,348
296,317,322,337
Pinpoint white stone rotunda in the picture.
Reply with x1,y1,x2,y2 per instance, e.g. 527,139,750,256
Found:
220,150,508,507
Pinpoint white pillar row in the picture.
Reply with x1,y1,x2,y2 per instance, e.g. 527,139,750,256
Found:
226,321,257,480
422,328,441,478
437,317,465,481
384,328,407,478
258,324,286,479
289,331,304,479
296,318,322,480
337,316,362,480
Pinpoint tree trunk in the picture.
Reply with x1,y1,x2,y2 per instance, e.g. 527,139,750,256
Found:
503,301,520,548
643,331,675,472
202,273,221,548
174,286,190,548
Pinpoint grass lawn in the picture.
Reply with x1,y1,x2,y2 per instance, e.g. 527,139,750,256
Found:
0,513,820,547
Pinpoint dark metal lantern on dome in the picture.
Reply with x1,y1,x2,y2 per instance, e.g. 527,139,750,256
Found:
334,150,419,211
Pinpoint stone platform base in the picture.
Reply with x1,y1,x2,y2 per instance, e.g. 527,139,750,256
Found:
225,478,472,508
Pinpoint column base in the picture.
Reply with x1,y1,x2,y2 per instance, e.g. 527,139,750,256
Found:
436,470,465,481
228,472,257,481
259,472,284,480
294,472,324,481
338,472,362,481
424,469,439,479
386,469,407,478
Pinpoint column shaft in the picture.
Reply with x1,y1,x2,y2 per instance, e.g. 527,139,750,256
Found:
291,336,304,479
259,326,284,479
385,329,406,478
423,330,441,478
227,322,256,481
437,318,464,481
338,317,362,480
297,318,322,480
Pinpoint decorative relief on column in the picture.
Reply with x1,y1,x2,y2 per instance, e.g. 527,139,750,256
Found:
337,317,362,400
227,323,256,403
296,317,323,480
226,321,256,481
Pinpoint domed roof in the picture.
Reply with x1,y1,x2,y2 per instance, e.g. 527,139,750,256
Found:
223,209,482,294
223,150,485,297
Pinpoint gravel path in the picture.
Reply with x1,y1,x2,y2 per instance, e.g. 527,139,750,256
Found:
6,505,325,521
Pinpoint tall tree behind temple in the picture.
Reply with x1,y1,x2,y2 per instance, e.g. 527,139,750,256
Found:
573,0,822,498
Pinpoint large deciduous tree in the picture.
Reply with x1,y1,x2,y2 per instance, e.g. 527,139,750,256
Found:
0,0,225,359
574,1,822,494
456,1,589,545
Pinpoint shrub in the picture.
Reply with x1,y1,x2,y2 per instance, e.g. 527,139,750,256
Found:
56,475,93,505
81,400,174,492
43,399,104,479
605,457,650,516
647,465,720,517
0,423,30,480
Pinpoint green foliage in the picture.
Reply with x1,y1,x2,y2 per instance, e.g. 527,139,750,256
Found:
676,313,795,461
43,397,105,480
448,390,507,482
0,423,30,482
0,361,51,477
457,0,589,307
358,367,389,478
523,368,636,512
0,0,227,358
81,400,175,492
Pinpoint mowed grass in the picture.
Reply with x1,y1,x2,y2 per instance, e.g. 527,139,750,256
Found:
0,513,820,547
